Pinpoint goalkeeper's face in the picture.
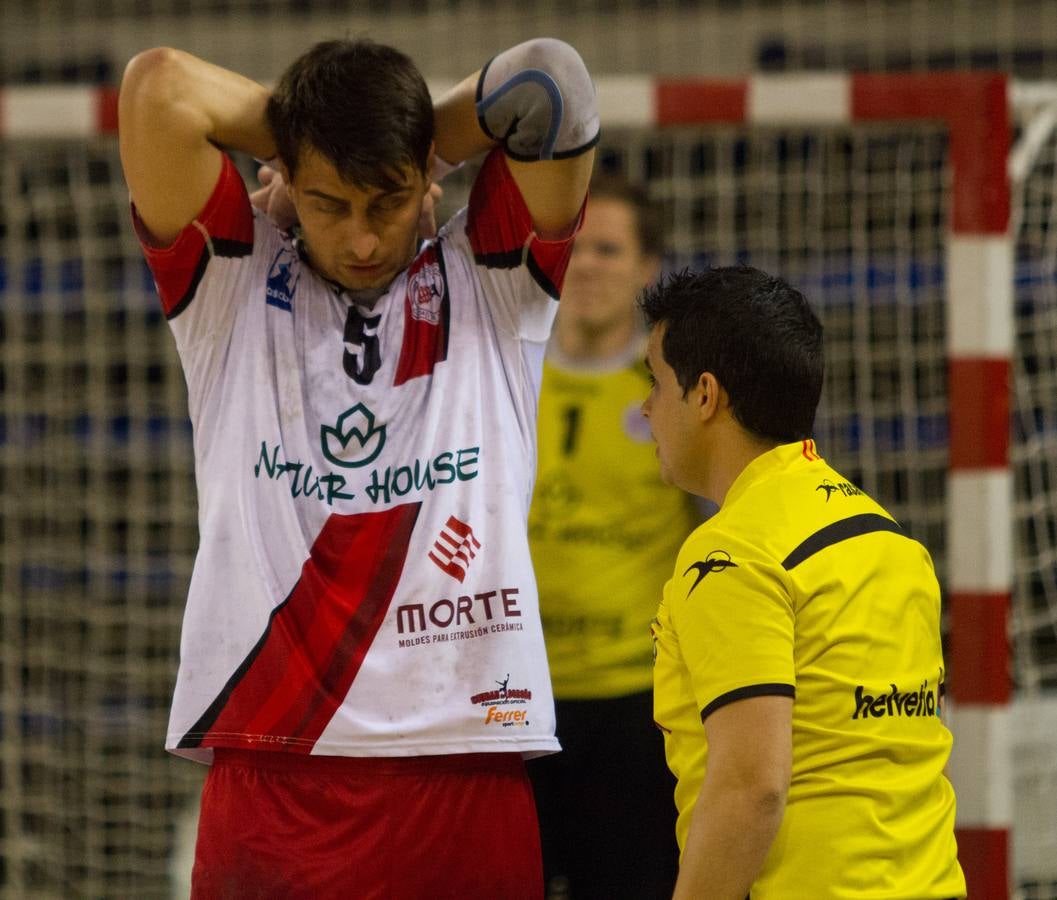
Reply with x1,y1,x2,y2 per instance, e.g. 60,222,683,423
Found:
642,323,700,491
289,146,432,295
561,197,658,338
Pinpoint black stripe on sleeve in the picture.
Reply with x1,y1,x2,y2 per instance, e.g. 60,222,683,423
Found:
526,251,560,300
163,238,252,321
473,248,524,270
700,683,795,722
164,248,211,321
211,237,253,259
781,513,907,571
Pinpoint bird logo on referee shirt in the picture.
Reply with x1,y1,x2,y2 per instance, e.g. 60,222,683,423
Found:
684,550,738,596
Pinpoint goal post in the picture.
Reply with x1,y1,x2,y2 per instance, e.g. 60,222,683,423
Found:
2,72,1056,898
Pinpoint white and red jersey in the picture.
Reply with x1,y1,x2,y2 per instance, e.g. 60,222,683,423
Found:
134,150,578,762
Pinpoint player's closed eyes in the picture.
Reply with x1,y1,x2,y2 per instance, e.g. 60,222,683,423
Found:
372,193,411,214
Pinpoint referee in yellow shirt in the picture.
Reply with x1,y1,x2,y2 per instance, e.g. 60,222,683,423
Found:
641,267,966,899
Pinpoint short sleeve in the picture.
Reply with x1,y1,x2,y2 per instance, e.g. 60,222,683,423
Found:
465,149,583,302
130,153,253,319
669,531,796,722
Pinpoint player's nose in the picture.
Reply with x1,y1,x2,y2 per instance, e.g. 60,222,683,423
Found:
342,216,381,261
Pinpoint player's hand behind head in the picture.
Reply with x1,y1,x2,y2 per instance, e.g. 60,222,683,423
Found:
250,163,299,231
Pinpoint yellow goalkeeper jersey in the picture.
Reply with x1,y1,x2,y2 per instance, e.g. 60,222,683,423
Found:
529,345,700,699
653,441,965,899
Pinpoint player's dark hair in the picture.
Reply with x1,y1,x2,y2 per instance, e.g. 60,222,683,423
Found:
588,171,665,258
267,39,433,192
639,266,824,443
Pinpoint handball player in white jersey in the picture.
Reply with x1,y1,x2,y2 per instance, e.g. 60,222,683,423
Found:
119,36,596,899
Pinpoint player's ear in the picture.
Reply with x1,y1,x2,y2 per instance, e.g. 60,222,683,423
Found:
274,155,292,185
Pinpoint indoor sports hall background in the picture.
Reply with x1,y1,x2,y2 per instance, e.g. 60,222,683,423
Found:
1,1,1056,897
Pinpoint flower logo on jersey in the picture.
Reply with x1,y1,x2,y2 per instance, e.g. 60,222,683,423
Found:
265,246,299,312
684,550,738,596
407,259,445,325
429,515,481,582
321,403,386,469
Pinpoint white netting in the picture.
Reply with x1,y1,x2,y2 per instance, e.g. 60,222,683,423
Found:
0,141,201,897
1012,118,1057,694
0,3,1056,891
3,112,1055,898
605,124,951,560
1009,109,1057,900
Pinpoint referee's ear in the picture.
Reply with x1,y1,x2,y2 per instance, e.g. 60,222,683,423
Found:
693,371,724,423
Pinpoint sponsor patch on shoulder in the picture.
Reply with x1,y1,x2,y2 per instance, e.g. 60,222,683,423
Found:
407,256,445,325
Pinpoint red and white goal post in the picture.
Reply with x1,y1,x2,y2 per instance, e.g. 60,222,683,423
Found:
594,71,1015,898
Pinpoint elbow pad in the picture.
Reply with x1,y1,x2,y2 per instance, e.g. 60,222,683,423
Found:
476,38,600,162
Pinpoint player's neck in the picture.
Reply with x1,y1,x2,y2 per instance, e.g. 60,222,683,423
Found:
554,316,640,365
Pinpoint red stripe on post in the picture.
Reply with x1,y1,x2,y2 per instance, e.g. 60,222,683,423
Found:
96,86,119,134
955,827,1009,899
656,79,746,125
948,357,1010,469
852,73,1009,234
949,592,1011,704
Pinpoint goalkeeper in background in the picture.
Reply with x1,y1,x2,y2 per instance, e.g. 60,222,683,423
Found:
642,267,966,899
527,172,700,900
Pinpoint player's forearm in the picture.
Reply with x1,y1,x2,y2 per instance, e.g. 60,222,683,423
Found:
121,48,274,159
673,778,786,900
120,48,275,242
432,72,496,167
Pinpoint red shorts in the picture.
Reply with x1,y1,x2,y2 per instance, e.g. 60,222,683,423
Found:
192,749,543,900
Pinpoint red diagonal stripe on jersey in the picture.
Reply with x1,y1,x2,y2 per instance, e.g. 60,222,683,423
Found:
179,503,420,753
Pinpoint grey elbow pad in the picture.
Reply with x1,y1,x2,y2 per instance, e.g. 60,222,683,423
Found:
476,38,600,162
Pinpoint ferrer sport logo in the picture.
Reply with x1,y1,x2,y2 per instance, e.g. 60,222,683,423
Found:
470,674,532,728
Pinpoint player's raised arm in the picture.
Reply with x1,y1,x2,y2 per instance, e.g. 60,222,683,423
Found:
432,38,598,237
118,47,275,245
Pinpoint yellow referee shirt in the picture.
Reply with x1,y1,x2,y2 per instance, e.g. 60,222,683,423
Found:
530,346,700,699
653,441,965,898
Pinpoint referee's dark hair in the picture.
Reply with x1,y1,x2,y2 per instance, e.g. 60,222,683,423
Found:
267,39,434,193
639,266,824,444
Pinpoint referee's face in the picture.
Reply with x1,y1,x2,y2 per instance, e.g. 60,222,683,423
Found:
642,324,698,490
289,146,431,294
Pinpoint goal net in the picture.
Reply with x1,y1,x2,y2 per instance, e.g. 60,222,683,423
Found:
1,78,1055,900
